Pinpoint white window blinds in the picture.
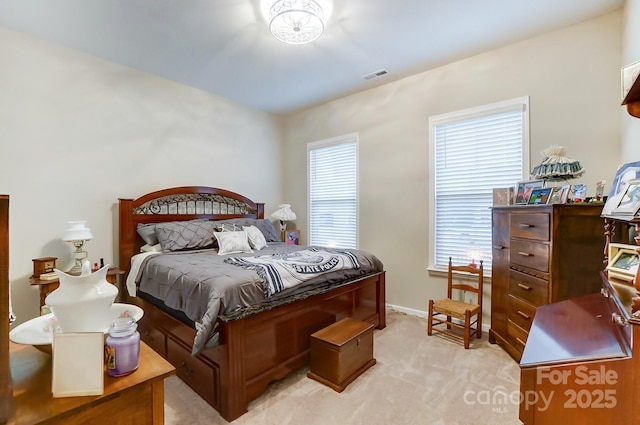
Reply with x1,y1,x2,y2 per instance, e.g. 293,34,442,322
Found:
430,97,528,271
308,135,358,249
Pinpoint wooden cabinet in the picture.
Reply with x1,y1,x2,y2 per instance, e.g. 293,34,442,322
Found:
519,274,638,424
490,204,605,361
0,195,11,423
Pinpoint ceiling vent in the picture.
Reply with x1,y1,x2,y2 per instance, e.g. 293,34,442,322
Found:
362,69,388,81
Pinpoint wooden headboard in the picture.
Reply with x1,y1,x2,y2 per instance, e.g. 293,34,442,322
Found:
118,186,264,276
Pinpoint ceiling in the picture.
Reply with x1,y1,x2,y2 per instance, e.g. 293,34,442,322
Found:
0,0,625,114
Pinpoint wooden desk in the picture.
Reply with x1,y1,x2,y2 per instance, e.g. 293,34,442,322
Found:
9,341,175,424
30,268,126,307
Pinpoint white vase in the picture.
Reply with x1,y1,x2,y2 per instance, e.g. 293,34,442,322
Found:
45,260,118,333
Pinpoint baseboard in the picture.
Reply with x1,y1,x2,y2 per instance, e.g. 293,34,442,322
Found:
386,303,491,333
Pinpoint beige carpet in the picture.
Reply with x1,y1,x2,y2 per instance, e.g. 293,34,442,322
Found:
164,309,521,424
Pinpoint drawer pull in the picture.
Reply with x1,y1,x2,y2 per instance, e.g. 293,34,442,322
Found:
493,245,506,250
516,337,526,347
517,283,533,291
612,313,628,327
180,361,194,377
517,251,533,257
519,224,533,229
517,310,531,320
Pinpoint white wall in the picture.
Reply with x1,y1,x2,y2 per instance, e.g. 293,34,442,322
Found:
0,27,283,325
622,0,640,158
282,11,623,317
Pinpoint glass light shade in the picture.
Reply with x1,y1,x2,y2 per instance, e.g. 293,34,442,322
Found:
62,221,93,242
269,0,324,45
271,204,297,221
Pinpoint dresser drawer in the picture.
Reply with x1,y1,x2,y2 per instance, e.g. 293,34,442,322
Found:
508,294,536,332
507,319,528,353
510,212,550,241
167,337,218,407
509,269,548,306
510,239,549,272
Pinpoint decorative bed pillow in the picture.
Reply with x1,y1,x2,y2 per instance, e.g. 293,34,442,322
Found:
155,220,217,253
137,219,207,246
137,223,159,245
243,225,267,250
215,223,241,232
213,218,280,242
214,231,253,255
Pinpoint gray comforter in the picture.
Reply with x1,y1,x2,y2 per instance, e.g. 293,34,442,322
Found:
134,242,383,354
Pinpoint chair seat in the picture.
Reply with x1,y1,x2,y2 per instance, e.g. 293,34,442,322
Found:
432,298,481,319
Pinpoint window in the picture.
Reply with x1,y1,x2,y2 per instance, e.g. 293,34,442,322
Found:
308,133,358,249
429,97,529,271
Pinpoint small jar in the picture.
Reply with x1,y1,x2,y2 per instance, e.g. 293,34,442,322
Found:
105,317,140,377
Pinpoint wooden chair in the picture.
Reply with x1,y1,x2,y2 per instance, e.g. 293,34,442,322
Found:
427,257,484,349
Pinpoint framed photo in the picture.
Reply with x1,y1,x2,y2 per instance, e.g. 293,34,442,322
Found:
547,187,563,205
569,184,587,203
527,187,552,205
606,243,640,281
492,187,514,206
603,161,640,215
515,180,544,205
622,60,640,103
285,230,300,245
558,185,571,204
612,178,640,216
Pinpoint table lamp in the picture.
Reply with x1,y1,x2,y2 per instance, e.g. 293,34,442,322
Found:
271,204,296,241
62,221,94,275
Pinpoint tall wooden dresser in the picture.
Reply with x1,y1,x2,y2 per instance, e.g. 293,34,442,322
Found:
490,204,605,361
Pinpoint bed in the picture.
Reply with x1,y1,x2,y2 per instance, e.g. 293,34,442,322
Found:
118,186,386,422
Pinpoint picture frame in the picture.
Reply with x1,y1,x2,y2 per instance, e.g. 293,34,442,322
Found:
515,180,544,205
285,229,300,245
527,187,552,205
558,185,571,204
569,184,587,203
606,243,640,281
603,161,640,215
612,178,640,216
492,187,514,206
547,187,563,205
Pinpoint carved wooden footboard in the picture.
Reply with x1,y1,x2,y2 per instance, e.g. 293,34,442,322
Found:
119,187,386,421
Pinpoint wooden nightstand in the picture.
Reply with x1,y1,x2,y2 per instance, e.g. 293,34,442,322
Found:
9,341,175,424
30,267,126,308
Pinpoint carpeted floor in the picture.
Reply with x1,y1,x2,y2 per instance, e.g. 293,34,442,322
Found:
164,309,521,424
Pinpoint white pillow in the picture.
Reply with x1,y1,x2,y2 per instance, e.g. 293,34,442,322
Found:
214,231,253,255
243,225,267,250
140,243,162,253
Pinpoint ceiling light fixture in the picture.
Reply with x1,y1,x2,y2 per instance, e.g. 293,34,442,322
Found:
269,0,324,45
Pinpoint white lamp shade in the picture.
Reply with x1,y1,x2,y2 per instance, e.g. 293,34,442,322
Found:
271,204,297,221
62,221,94,241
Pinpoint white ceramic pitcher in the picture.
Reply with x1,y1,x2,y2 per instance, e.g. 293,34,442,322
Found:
45,260,118,332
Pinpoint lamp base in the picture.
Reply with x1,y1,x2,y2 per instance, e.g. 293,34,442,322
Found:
66,260,84,276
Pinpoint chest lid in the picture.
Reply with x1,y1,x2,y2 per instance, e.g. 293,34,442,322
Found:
311,318,374,347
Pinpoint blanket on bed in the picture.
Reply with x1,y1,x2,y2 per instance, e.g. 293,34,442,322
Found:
224,248,360,297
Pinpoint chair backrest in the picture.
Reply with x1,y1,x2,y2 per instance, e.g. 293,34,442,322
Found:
447,257,484,307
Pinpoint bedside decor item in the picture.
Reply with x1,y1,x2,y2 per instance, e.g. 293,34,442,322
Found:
269,0,324,45
492,187,514,206
62,220,94,275
514,180,544,205
271,203,297,241
530,145,585,182
105,317,140,377
32,257,56,278
45,260,118,333
285,229,300,245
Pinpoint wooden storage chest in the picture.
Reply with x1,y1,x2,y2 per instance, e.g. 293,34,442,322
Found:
307,318,376,392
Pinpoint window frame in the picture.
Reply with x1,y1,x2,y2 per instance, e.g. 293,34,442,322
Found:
307,132,360,249
428,96,530,272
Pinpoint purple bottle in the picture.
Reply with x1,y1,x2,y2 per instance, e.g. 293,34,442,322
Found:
105,317,140,377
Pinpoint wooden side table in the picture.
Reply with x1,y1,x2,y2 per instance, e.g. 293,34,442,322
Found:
30,267,126,307
9,341,175,424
